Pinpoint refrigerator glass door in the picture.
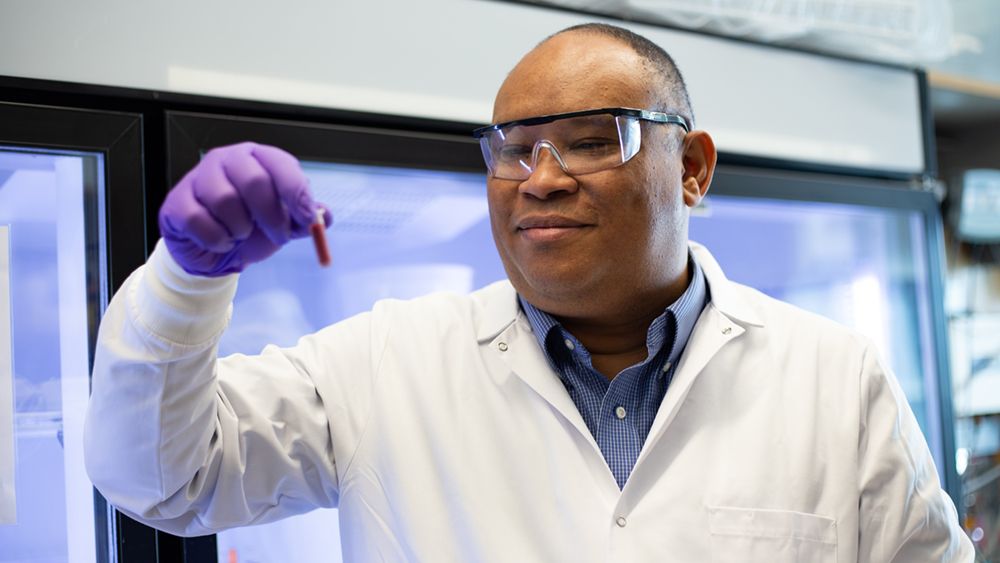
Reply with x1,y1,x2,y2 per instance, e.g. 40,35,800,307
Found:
0,146,104,563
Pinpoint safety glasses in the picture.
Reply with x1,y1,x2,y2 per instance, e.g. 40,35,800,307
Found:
472,107,690,181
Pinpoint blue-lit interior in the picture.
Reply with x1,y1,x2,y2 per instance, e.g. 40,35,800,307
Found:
0,146,99,563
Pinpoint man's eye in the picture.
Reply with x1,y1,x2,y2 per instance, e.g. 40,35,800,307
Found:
498,145,531,161
569,138,618,155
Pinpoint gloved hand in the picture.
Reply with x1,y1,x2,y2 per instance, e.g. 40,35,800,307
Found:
158,142,332,277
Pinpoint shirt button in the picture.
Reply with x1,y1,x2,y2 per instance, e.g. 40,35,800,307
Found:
661,362,672,373
616,516,627,527
564,338,575,351
615,406,627,419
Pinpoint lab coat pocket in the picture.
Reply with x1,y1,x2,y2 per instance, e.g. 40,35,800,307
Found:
708,506,837,563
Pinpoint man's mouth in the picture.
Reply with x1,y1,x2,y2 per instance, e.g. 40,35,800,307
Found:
516,215,591,242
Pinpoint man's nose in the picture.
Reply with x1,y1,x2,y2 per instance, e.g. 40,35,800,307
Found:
519,141,578,200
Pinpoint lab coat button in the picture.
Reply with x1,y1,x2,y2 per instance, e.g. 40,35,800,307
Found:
722,326,732,335
616,516,627,527
498,342,508,352
615,406,627,419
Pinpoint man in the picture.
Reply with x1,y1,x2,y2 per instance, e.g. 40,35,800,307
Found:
84,23,973,561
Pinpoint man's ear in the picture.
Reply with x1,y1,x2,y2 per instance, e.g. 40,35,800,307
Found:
680,130,717,208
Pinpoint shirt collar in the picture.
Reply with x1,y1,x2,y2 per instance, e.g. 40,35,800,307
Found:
472,241,763,344
667,255,707,368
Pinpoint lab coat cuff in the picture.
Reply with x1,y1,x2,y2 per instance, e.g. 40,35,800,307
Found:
133,239,239,345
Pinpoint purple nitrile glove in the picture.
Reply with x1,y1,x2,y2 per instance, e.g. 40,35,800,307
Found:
158,142,333,277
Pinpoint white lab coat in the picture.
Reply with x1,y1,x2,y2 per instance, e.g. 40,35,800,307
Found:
84,241,974,562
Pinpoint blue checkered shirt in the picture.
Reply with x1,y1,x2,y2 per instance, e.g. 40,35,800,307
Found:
519,256,708,489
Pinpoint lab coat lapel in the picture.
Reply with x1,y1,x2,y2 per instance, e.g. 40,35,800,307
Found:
473,281,595,445
490,322,596,445
629,243,763,480
618,304,746,506
641,305,743,457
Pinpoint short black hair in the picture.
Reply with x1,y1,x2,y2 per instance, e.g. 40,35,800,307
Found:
549,23,695,129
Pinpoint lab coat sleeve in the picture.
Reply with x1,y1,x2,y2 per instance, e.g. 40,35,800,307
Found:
856,342,974,562
84,241,379,536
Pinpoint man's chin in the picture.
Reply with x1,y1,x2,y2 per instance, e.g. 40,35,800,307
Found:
512,272,596,312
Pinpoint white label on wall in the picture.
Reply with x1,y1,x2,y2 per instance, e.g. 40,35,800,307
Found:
0,225,14,524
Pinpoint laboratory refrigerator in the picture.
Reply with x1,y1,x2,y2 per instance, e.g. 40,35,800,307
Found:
0,101,958,563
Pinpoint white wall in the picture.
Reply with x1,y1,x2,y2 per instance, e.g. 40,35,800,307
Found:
0,0,925,173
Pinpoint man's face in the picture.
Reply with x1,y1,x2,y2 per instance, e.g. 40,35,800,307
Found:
487,32,694,318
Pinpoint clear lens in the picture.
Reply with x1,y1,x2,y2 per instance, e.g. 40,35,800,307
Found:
481,114,643,180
